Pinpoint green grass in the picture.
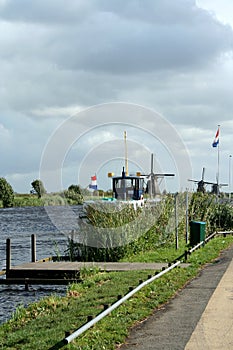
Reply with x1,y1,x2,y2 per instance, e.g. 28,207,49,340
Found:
13,193,82,207
120,240,188,263
13,194,44,207
0,235,233,349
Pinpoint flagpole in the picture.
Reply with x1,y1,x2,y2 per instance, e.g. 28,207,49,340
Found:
229,155,232,202
217,124,220,196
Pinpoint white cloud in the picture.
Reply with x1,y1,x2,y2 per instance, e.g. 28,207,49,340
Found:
197,0,233,27
31,105,83,119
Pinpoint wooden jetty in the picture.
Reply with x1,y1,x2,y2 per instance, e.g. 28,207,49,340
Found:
0,235,189,289
0,261,177,286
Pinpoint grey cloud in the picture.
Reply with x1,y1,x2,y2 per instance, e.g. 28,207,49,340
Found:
66,19,232,73
42,2,233,73
0,0,92,24
1,0,233,193
1,0,232,113
0,0,223,28
0,112,58,175
1,0,232,75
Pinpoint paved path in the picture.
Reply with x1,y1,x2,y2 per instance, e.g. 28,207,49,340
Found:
185,257,233,349
120,245,233,350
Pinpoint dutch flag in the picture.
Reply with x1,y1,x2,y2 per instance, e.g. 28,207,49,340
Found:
212,127,220,148
89,175,97,190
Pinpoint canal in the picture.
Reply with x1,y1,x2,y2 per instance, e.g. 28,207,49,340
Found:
0,205,82,324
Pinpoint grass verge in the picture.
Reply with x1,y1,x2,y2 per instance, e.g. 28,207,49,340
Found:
0,235,233,349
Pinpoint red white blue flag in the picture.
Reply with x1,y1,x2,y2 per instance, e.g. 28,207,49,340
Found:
89,175,97,190
212,127,220,147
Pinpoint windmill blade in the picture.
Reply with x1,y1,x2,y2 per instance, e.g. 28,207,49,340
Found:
188,179,199,183
153,173,175,178
202,181,217,185
142,173,175,178
202,167,205,181
151,153,154,174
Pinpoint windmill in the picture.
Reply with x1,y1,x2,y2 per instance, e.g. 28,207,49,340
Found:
188,167,209,193
188,167,227,194
144,154,175,197
210,175,228,195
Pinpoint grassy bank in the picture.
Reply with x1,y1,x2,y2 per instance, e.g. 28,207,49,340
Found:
12,193,82,207
1,193,232,349
0,235,233,349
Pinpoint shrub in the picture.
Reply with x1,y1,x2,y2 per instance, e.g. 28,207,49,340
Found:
0,178,14,208
209,202,233,231
63,189,84,205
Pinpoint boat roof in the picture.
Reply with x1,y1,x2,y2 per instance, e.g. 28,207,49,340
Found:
112,174,145,180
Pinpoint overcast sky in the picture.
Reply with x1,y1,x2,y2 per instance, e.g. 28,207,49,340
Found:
1,0,233,194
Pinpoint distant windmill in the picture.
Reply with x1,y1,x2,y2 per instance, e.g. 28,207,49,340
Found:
210,175,228,195
144,154,175,197
188,167,227,194
189,167,208,193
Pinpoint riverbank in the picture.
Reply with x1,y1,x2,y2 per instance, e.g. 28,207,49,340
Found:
1,235,233,349
0,193,107,208
10,193,84,207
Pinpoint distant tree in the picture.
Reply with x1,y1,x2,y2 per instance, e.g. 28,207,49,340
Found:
0,178,14,208
31,179,46,198
68,184,82,195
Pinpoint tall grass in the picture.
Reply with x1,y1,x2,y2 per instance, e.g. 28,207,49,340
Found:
189,192,233,233
66,195,175,261
66,193,233,262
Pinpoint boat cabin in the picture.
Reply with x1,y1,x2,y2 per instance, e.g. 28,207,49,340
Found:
111,168,145,200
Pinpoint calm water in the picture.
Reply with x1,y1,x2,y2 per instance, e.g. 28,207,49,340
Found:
0,205,83,324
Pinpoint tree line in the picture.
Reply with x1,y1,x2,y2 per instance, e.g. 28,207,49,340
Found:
0,178,85,208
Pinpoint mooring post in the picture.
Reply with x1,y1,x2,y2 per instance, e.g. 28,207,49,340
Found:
25,279,29,291
31,234,36,262
6,238,11,275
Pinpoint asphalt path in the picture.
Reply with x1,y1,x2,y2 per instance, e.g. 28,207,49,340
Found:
120,244,233,350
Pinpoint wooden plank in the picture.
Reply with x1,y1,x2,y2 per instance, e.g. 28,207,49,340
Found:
0,278,80,285
8,261,189,272
6,268,80,279
0,261,190,286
